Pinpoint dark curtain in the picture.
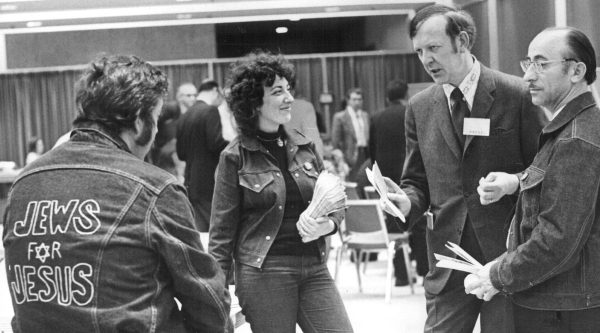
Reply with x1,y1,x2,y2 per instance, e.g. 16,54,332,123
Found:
158,63,210,98
327,53,431,116
0,52,429,164
0,70,80,167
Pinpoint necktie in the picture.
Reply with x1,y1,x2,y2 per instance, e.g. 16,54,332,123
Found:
450,88,469,148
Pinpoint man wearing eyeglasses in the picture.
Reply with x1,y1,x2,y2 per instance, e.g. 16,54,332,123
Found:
465,26,600,333
382,4,546,333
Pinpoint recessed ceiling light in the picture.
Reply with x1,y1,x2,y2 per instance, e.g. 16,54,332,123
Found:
276,27,288,34
176,13,192,19
26,21,42,27
0,4,17,10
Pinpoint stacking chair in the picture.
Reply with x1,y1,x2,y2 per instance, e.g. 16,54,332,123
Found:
335,199,414,303
363,185,379,199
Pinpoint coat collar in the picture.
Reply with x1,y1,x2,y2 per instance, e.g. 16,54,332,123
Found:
542,91,596,135
464,65,496,150
71,122,132,154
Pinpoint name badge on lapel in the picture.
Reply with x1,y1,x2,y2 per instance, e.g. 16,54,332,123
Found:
463,118,490,136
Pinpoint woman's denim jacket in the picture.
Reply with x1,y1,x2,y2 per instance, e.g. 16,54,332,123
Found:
490,92,600,310
3,127,232,332
209,128,342,279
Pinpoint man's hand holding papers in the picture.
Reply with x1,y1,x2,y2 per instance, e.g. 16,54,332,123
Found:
435,241,500,301
365,162,409,222
464,261,500,301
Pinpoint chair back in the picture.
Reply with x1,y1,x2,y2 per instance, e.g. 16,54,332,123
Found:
343,199,390,248
363,186,379,199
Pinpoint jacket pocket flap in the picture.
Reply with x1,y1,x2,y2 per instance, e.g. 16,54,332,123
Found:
520,166,545,191
239,173,275,193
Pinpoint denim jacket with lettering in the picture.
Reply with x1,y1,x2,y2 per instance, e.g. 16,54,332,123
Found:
2,126,232,333
490,92,600,310
208,128,342,279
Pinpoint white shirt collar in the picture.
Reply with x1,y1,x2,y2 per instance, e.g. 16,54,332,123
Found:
346,106,361,116
442,57,481,111
548,104,566,120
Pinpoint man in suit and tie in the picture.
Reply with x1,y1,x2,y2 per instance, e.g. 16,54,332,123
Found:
383,4,546,333
331,87,370,181
370,79,429,285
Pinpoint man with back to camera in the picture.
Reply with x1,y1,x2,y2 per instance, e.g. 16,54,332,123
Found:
382,4,547,332
176,79,228,232
369,79,429,285
2,54,232,333
151,82,198,179
465,26,600,333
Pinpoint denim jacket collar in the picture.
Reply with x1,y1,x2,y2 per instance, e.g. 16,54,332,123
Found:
542,91,596,136
239,126,310,152
71,123,133,154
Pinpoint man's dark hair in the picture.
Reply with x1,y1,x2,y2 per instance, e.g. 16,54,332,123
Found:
227,51,295,137
386,79,409,102
346,88,363,99
198,79,219,93
545,27,597,84
409,4,477,50
73,54,168,143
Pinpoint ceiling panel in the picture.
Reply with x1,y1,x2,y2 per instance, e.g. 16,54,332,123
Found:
0,0,436,32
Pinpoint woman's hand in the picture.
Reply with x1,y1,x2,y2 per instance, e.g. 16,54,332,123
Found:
296,212,334,243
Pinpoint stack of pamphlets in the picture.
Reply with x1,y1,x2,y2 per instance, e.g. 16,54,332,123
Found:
305,171,347,219
301,171,347,243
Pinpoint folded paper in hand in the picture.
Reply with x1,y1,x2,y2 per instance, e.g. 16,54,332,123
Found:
365,162,405,222
434,241,483,274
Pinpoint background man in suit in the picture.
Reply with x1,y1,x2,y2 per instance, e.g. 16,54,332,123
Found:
331,87,370,181
151,82,197,179
177,79,228,232
383,4,546,332
370,79,429,285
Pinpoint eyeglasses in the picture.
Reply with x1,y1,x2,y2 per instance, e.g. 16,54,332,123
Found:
519,58,577,74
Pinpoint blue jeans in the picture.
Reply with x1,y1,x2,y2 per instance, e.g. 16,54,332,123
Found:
425,272,514,333
235,255,353,333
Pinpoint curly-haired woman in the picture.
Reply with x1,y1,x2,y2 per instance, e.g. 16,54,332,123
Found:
209,51,353,333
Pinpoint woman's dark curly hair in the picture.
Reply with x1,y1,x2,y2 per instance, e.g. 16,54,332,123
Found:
227,51,295,137
73,54,168,139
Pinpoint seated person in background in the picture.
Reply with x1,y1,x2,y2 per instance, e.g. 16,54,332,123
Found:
25,137,44,165
3,54,232,333
322,145,350,181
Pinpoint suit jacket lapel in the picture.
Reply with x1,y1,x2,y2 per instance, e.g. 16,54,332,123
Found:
465,66,495,151
433,86,462,159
